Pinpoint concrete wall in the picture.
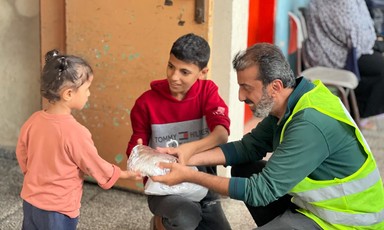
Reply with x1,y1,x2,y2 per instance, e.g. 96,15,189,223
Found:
211,0,248,142
211,0,249,177
0,0,41,157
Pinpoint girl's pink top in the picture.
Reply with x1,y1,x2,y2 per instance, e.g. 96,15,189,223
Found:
16,111,121,218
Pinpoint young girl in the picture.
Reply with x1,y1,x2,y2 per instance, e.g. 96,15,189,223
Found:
16,50,141,230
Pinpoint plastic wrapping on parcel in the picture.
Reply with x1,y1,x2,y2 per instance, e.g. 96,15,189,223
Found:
127,145,208,201
127,144,177,177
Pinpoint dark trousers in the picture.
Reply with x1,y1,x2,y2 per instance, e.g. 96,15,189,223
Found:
22,200,78,230
232,161,322,229
231,161,294,227
148,190,231,230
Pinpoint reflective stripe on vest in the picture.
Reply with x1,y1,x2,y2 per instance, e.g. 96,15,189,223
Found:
293,197,384,226
295,168,381,202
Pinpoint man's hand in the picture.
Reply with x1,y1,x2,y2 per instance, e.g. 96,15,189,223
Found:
151,161,230,196
151,162,193,186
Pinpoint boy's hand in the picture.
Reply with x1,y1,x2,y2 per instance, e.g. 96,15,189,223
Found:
157,143,196,165
151,162,192,186
120,170,142,180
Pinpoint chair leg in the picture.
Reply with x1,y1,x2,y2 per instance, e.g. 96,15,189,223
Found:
335,86,351,112
349,89,361,127
319,83,361,127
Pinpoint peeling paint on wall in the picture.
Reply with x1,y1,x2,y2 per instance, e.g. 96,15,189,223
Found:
114,153,124,164
94,49,102,59
83,102,90,109
128,53,140,61
113,117,120,127
135,182,144,189
103,44,110,54
96,83,106,91
64,0,210,191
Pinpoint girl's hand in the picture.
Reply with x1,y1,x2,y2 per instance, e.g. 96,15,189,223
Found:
120,170,142,180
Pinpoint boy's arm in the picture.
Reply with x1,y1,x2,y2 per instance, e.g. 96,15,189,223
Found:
157,81,230,164
188,145,227,166
174,125,228,164
126,98,151,156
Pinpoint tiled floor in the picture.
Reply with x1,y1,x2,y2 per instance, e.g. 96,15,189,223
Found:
0,116,383,229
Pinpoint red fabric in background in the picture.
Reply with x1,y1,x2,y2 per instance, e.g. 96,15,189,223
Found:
244,0,276,123
288,15,298,55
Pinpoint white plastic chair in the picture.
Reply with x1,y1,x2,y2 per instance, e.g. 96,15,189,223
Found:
289,11,361,126
301,67,360,125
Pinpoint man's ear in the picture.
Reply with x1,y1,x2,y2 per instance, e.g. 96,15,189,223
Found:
271,80,283,91
61,88,72,101
199,67,209,79
270,80,284,98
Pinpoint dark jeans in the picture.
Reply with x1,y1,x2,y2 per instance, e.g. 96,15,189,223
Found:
22,200,78,230
356,51,384,118
148,190,231,230
231,161,320,229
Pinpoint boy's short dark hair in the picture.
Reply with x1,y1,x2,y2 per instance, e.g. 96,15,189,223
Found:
170,33,210,70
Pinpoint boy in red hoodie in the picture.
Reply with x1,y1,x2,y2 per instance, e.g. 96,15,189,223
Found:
127,33,231,230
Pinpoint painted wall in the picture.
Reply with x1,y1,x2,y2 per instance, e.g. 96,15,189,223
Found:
37,1,248,190
0,0,40,154
0,1,249,189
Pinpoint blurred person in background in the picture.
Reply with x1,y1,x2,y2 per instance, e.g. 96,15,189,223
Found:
304,0,384,129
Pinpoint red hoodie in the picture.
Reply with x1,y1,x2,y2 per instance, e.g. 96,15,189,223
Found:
126,79,230,156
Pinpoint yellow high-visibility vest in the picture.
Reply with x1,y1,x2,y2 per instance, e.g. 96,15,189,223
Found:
282,80,384,229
